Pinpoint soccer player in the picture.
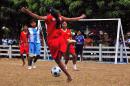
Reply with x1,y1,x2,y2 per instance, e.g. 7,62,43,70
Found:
60,21,78,70
19,24,29,66
20,7,85,82
27,19,44,69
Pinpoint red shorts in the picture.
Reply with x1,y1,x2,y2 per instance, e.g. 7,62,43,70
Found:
20,43,29,54
47,36,67,59
69,44,75,54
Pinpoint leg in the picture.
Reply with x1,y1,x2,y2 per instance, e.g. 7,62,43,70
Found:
28,42,34,69
55,57,72,82
65,56,69,69
66,43,70,57
32,43,41,66
34,55,40,63
65,43,71,69
28,56,33,69
26,54,29,62
80,47,83,62
20,54,25,66
71,53,78,70
65,57,69,65
32,55,40,68
79,45,84,62
80,53,83,61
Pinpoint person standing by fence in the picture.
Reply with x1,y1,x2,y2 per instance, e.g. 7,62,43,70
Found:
75,30,85,61
19,24,29,66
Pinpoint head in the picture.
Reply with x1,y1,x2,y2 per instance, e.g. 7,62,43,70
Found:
29,19,36,28
77,30,81,35
23,24,28,32
47,7,61,29
99,30,103,35
62,21,67,29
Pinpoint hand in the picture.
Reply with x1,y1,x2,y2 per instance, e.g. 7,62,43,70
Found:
41,43,44,46
67,39,76,44
20,7,27,13
79,14,86,19
25,42,28,46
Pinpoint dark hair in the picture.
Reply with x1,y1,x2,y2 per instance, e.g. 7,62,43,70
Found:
27,19,36,27
47,7,61,29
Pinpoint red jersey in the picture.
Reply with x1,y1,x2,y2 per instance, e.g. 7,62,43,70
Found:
45,14,62,40
60,29,72,41
19,31,29,54
20,31,28,43
45,14,67,59
60,28,76,54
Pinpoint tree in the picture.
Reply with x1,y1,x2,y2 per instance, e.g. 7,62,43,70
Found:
0,0,130,39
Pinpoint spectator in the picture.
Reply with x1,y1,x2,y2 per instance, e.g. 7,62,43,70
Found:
2,37,8,46
126,32,130,47
84,35,93,46
75,30,85,61
103,32,110,46
8,38,13,45
99,30,104,45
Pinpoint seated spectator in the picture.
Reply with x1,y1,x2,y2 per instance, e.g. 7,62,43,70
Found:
84,35,93,46
8,38,13,45
2,37,8,46
103,32,110,46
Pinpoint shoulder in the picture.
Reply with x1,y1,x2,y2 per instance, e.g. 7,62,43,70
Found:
20,31,24,34
45,15,53,21
28,27,34,30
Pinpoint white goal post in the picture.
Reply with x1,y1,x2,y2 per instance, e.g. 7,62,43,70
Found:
79,18,128,64
38,18,128,64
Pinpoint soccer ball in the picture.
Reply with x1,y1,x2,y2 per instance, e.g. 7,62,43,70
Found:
51,66,62,77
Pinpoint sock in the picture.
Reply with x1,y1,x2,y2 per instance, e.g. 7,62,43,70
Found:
73,64,77,70
65,64,67,69
28,57,33,66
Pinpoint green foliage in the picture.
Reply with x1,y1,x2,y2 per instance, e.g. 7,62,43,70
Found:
0,0,130,38
69,1,82,15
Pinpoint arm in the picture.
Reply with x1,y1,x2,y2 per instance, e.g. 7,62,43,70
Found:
61,14,86,21
21,7,47,20
19,32,22,46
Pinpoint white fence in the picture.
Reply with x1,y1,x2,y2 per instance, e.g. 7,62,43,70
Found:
0,45,130,62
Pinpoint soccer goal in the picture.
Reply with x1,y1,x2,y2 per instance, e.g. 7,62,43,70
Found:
38,18,128,64
78,18,128,64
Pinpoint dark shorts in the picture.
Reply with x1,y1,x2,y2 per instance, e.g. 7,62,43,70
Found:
75,44,84,55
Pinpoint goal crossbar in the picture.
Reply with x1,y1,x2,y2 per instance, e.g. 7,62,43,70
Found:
79,18,120,21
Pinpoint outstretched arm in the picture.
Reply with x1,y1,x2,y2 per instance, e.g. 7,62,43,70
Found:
20,7,47,20
61,14,86,21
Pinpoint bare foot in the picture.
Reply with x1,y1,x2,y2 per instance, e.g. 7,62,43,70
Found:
67,77,72,82
22,62,25,66
73,69,79,71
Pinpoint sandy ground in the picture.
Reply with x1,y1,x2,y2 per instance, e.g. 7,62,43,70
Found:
0,58,130,86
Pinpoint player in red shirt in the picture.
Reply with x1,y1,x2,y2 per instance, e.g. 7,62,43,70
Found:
19,24,29,66
60,21,78,70
21,7,85,82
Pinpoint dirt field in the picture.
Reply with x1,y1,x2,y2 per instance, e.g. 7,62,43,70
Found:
0,58,130,86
